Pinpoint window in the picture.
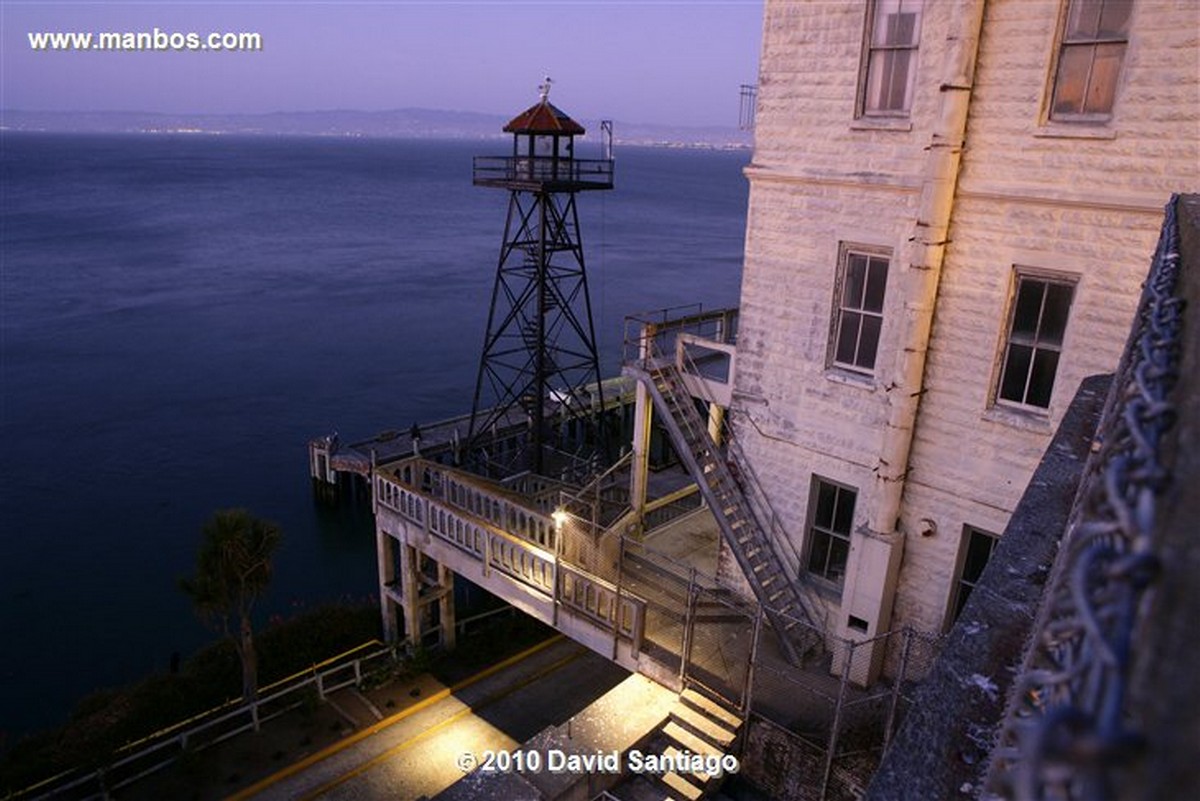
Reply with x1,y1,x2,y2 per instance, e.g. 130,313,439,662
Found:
996,273,1075,410
948,526,999,625
860,0,924,116
831,248,889,374
806,478,856,585
1049,0,1132,120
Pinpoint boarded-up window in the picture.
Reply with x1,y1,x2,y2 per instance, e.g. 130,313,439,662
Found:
861,0,924,116
997,274,1076,410
1050,0,1132,120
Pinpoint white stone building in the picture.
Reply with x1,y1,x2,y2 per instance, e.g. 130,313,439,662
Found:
730,0,1199,667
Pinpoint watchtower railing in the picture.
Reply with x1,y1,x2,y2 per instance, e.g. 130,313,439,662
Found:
472,156,614,189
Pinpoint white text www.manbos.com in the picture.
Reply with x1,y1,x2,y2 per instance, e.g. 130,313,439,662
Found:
28,29,263,53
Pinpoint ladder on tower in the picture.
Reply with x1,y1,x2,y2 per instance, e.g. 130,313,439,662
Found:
634,354,824,667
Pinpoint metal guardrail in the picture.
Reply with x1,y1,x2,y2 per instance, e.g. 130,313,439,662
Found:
471,156,614,189
622,305,739,365
14,641,393,801
984,195,1185,800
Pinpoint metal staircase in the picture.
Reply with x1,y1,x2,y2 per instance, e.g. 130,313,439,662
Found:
633,354,824,667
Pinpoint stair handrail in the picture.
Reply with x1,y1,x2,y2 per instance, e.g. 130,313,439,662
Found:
667,335,827,629
558,450,635,531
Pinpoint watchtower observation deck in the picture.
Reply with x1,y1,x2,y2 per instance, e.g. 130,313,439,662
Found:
472,97,613,192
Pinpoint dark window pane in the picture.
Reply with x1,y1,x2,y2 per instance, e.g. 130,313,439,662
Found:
815,481,837,528
836,312,862,365
1000,344,1033,403
808,531,829,574
1098,0,1133,37
833,486,856,534
864,257,888,312
867,50,912,113
1065,0,1102,39
1026,348,1060,408
845,255,868,308
808,479,856,584
827,538,850,581
883,50,911,111
954,584,974,620
1011,279,1046,338
1040,283,1074,344
874,4,920,46
856,315,882,369
951,528,999,623
963,530,997,582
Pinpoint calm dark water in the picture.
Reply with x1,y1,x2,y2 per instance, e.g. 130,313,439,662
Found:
0,133,747,738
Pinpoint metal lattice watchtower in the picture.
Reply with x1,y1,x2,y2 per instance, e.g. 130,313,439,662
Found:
468,80,614,476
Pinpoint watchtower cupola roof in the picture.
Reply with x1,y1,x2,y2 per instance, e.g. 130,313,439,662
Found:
503,100,586,136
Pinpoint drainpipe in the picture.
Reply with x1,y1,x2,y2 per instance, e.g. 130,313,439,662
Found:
868,0,986,535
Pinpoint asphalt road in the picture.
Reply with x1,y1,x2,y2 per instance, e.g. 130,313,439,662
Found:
236,637,628,801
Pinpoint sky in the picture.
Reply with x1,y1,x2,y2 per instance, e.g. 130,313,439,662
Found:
2,1,764,128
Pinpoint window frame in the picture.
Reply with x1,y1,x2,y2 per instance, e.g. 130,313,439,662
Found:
993,269,1077,414
1046,0,1132,123
804,476,858,588
856,0,925,119
828,243,891,377
946,525,999,629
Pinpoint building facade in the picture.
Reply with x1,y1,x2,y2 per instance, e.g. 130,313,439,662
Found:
732,0,1198,663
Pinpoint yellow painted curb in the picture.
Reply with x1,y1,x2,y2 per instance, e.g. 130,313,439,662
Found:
225,634,564,801
298,647,586,799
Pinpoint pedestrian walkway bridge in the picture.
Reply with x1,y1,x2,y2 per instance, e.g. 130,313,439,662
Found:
368,306,841,707
374,457,658,683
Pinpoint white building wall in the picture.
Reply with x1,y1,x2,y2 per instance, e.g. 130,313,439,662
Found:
894,0,1200,633
737,0,1199,637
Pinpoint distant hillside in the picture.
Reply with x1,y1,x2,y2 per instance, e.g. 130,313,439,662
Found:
0,108,751,149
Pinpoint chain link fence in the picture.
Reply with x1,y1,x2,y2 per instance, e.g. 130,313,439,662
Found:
611,533,943,800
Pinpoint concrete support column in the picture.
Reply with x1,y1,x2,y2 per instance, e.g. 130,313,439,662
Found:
377,527,400,643
630,382,653,526
629,321,658,533
438,562,457,650
399,542,422,650
707,403,725,447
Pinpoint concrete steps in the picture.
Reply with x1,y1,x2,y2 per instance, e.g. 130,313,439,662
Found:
652,689,744,801
326,686,384,731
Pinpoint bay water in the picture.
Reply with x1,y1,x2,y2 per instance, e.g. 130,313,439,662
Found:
0,133,747,739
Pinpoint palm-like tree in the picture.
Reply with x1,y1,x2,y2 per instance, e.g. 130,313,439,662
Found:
180,509,281,703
